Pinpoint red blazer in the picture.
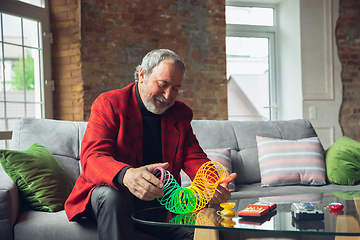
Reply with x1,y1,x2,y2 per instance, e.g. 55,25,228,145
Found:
65,83,208,221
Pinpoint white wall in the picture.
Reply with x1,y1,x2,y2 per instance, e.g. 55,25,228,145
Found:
299,0,342,149
277,0,303,120
277,0,342,149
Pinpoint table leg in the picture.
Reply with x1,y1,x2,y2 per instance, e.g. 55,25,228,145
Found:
335,215,360,240
194,228,219,240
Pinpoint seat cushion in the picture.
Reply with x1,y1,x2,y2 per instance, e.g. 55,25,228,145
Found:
14,210,161,240
14,210,99,240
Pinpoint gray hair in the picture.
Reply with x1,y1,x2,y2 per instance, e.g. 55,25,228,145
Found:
134,49,185,82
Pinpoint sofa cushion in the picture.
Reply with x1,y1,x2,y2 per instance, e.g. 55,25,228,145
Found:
325,136,360,185
180,148,235,191
256,136,326,187
11,118,88,183
0,143,73,212
14,210,161,240
192,119,320,185
14,210,98,240
0,167,19,240
205,148,235,191
332,191,360,200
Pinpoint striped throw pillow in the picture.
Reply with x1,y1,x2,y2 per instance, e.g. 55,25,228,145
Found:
180,148,235,191
256,136,326,187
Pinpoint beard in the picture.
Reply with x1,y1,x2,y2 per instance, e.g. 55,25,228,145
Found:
141,81,173,115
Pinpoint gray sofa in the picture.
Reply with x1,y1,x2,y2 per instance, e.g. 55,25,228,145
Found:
1,117,360,240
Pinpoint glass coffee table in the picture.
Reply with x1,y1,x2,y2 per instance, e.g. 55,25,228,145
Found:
132,191,360,239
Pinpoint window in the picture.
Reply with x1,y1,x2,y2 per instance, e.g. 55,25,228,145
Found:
18,0,45,8
226,6,274,26
226,4,277,121
0,0,52,149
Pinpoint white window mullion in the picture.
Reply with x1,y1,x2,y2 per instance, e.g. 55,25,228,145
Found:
268,32,277,120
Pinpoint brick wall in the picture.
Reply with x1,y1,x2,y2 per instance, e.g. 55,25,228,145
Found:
49,0,83,121
336,0,360,141
50,0,227,121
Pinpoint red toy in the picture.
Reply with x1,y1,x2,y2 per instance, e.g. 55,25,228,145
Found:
329,210,344,216
329,202,344,211
238,202,277,217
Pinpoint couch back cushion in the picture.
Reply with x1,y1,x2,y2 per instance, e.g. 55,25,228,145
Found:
11,118,87,184
191,119,319,185
12,118,319,186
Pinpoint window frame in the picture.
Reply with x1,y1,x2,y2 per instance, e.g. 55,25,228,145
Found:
226,1,278,120
0,0,52,145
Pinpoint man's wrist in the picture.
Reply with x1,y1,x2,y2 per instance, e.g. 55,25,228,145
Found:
115,166,132,188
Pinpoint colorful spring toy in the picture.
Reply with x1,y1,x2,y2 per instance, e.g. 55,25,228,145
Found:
152,161,231,214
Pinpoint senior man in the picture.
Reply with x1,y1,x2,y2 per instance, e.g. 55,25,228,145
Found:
65,49,236,240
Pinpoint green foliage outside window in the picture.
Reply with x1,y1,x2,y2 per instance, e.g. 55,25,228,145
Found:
11,52,35,90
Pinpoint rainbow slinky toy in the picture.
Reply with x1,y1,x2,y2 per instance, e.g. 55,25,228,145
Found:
152,161,231,214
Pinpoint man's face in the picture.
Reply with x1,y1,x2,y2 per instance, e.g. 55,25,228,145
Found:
138,60,183,115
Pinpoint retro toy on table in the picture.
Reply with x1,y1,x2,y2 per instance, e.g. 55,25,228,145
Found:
238,202,277,217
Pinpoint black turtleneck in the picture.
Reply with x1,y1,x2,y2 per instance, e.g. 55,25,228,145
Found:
115,83,162,187
135,83,163,165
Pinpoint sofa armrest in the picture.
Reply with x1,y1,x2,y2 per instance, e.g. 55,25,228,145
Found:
0,166,19,240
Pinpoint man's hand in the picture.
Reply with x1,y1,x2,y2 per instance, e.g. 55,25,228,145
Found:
209,172,237,204
123,162,169,201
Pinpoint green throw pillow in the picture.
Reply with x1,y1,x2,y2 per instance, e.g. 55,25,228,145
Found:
325,136,360,185
0,143,73,212
332,191,360,200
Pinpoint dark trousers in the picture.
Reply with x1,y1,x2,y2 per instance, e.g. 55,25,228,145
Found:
86,186,194,240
